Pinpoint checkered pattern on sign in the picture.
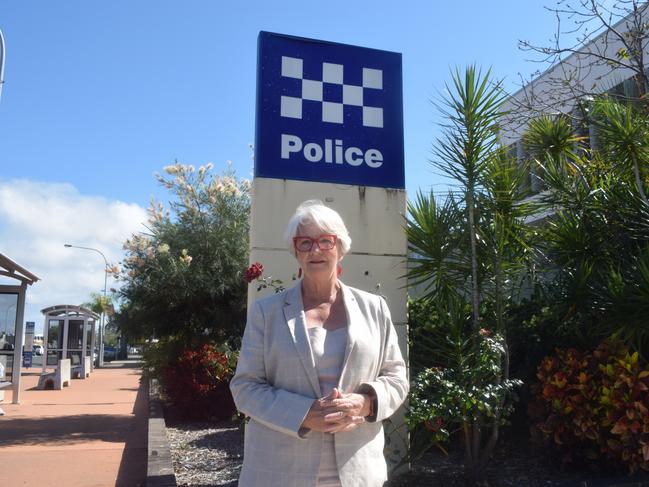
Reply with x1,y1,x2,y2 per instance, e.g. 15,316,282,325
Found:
280,56,384,128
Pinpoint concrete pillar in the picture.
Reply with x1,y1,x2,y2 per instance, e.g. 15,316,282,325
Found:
11,282,26,404
248,177,409,472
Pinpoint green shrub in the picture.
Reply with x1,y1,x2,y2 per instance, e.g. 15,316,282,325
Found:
408,325,522,447
529,339,649,473
114,163,250,345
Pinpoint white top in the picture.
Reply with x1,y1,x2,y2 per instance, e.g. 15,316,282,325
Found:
308,326,347,396
307,326,347,487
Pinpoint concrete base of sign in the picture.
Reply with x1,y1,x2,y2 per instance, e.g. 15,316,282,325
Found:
249,177,410,474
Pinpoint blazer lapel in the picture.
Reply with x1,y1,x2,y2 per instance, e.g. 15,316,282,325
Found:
338,282,364,391
283,284,322,397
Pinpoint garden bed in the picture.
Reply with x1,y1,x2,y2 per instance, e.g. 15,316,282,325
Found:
166,417,243,487
163,413,649,487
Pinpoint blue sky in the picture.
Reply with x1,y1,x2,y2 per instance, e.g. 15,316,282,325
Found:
1,1,560,202
0,1,562,328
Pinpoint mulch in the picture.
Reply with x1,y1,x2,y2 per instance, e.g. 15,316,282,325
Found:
164,414,649,487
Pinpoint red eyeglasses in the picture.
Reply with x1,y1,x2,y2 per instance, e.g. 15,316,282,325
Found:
293,234,338,252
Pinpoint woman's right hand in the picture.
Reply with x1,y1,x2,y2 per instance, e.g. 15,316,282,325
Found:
301,388,366,433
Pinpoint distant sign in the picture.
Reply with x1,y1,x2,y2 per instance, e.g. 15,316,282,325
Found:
255,31,404,189
23,351,32,368
25,321,35,351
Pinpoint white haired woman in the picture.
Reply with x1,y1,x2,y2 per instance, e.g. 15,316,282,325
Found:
230,200,409,487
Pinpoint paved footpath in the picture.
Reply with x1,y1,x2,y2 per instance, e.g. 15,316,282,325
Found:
0,360,147,487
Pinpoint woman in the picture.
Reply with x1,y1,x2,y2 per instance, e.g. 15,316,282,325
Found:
230,200,408,487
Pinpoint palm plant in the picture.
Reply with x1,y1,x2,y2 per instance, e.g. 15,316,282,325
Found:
406,191,467,306
433,66,505,328
525,97,649,355
592,97,649,204
407,66,530,484
82,291,114,317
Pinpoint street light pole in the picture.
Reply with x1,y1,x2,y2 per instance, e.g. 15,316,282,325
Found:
0,29,6,103
64,244,108,367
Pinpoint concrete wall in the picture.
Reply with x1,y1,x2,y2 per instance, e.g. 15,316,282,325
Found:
248,176,409,471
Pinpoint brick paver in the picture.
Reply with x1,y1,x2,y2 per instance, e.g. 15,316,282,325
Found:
0,360,147,487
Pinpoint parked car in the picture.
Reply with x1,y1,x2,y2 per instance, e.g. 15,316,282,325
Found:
103,346,117,362
32,345,44,356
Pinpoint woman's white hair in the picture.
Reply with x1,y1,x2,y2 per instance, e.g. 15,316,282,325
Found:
285,200,352,257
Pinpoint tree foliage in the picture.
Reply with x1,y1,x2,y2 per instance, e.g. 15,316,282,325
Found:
112,162,251,346
407,66,529,485
526,96,649,355
517,0,649,117
81,291,115,317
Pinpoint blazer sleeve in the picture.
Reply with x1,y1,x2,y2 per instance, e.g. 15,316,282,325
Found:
230,300,314,439
357,296,409,423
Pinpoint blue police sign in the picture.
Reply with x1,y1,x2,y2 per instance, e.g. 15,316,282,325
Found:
255,32,404,189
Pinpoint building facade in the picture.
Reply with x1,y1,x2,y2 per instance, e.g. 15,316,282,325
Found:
500,5,649,194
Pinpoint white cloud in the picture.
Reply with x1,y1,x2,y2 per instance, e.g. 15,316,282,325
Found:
0,179,147,334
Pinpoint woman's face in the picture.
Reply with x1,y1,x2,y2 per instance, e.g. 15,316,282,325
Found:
294,223,342,280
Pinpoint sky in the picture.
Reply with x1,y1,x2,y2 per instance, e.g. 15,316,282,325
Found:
0,1,566,332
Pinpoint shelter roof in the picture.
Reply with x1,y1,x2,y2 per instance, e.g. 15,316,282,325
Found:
41,304,99,320
0,253,39,285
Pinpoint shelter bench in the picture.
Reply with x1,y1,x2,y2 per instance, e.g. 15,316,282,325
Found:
37,358,71,390
70,355,91,379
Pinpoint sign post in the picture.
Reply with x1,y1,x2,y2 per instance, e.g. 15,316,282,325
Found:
250,31,408,473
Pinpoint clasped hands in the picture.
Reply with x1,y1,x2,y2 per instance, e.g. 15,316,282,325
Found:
301,387,371,434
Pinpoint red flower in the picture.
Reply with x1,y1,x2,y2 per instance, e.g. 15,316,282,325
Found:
244,262,264,283
425,417,444,432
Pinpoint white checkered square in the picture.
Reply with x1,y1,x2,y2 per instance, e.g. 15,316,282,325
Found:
302,79,323,101
279,57,383,128
282,56,303,79
363,68,382,89
323,62,343,84
322,102,343,124
363,106,383,128
343,84,363,106
281,96,302,119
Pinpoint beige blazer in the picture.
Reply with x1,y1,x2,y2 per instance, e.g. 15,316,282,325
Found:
230,282,409,487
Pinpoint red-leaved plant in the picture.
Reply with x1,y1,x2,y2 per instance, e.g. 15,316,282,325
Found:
529,339,649,473
163,343,238,420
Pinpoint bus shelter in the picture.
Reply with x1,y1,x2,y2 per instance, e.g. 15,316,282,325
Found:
0,253,39,404
41,305,98,375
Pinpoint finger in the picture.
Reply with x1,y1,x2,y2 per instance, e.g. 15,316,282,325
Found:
320,389,343,407
328,399,354,408
318,397,335,408
324,411,346,422
319,401,339,409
